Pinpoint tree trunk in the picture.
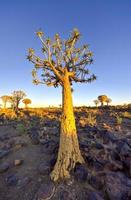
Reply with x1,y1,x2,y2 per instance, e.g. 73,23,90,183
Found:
51,74,84,181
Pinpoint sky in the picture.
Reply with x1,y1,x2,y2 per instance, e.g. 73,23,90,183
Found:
0,0,131,107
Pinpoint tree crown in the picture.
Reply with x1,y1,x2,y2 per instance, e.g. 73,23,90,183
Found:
22,98,32,105
98,95,108,102
27,28,96,87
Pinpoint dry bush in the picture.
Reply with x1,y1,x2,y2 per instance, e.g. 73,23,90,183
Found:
79,112,97,127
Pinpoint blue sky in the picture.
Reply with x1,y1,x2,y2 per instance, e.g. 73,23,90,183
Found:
0,0,131,107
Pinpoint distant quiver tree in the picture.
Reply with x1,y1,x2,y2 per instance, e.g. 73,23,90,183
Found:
22,98,32,108
98,95,108,106
93,99,99,107
0,95,11,109
106,98,112,106
12,90,26,112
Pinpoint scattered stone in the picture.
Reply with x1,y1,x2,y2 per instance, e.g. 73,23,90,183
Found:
38,162,50,175
29,128,39,145
0,149,10,159
95,142,104,150
93,160,104,171
74,164,88,181
0,134,9,141
105,160,123,171
17,177,31,188
0,162,9,173
116,140,131,156
103,131,117,143
49,155,57,168
59,190,73,200
36,181,55,200
88,191,104,200
85,155,94,166
89,175,103,190
14,159,23,166
14,144,23,150
6,174,18,186
105,172,130,200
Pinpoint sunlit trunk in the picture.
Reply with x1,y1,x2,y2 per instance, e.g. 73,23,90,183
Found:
51,74,84,181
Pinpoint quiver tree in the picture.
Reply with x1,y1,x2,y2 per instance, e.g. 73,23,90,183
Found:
27,28,96,181
93,99,99,107
22,98,32,108
106,98,112,106
98,95,108,107
1,95,11,109
12,90,26,112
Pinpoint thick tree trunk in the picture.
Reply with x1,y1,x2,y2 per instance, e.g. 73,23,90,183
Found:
51,74,84,181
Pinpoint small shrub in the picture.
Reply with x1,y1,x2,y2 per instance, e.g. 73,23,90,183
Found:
79,112,96,127
116,115,123,125
122,111,131,119
16,123,27,134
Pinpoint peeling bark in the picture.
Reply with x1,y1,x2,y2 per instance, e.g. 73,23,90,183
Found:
51,72,84,181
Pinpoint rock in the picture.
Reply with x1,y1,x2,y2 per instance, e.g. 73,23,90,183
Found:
39,139,50,146
14,144,23,150
0,149,10,159
95,142,104,150
120,143,131,157
49,155,57,168
14,159,23,166
59,190,73,200
116,140,131,157
17,177,31,188
103,131,117,143
6,174,18,186
89,175,103,190
28,127,40,145
0,162,9,173
79,138,89,148
0,134,9,141
38,163,50,175
30,133,39,145
85,155,94,166
105,172,131,200
36,181,55,200
105,160,123,171
110,150,120,161
74,164,88,181
93,160,104,171
88,191,104,200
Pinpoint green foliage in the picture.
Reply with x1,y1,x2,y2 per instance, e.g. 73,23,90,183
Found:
16,123,27,134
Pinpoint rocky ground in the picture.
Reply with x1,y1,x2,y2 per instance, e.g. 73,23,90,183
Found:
0,108,131,200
